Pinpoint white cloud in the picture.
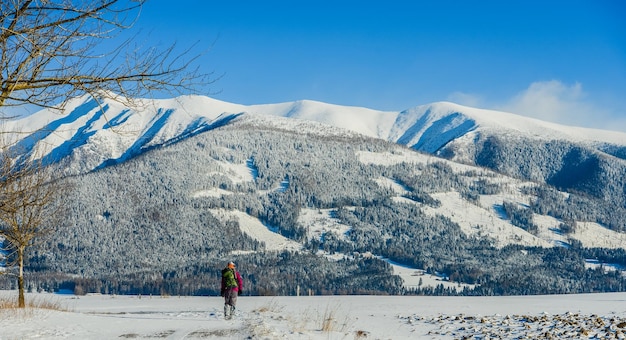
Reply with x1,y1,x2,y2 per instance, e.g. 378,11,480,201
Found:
449,80,626,132
446,91,483,108
497,80,590,125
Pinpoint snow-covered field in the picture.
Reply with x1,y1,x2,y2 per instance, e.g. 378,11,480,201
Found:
1,291,626,339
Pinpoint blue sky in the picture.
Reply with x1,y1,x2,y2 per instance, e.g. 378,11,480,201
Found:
135,0,625,132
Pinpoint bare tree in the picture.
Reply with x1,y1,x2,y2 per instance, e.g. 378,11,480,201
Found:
0,148,64,308
0,0,214,307
0,0,215,116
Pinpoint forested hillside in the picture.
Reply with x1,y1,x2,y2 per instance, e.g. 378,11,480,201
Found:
427,132,626,212
2,114,626,296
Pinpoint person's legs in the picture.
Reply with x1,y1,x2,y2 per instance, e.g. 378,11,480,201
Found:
224,289,235,318
229,291,238,317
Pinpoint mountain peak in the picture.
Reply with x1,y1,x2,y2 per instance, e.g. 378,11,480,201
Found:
391,101,626,150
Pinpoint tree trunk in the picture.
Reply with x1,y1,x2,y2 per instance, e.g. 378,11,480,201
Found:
18,246,25,308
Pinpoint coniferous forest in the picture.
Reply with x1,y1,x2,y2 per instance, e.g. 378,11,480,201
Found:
2,115,626,296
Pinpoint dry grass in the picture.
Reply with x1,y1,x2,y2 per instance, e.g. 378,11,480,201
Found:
0,294,68,317
0,296,15,309
289,306,315,333
319,302,352,333
287,303,353,334
252,298,283,313
246,298,286,337
321,304,336,332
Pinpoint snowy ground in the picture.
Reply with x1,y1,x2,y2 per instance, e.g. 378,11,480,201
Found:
2,291,626,339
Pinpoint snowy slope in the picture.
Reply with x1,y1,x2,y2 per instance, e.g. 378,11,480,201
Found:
6,95,626,251
389,101,626,155
4,95,396,175
4,95,247,174
2,291,626,340
356,149,626,251
6,95,626,176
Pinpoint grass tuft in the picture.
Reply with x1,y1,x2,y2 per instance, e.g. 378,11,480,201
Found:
319,302,353,333
252,298,283,313
321,310,335,332
0,294,68,314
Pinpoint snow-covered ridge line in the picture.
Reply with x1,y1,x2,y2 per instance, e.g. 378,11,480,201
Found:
6,94,626,176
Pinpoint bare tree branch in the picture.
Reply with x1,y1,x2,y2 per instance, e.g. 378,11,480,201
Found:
0,0,216,306
0,0,216,116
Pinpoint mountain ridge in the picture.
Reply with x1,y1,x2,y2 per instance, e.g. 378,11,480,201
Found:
7,94,626,174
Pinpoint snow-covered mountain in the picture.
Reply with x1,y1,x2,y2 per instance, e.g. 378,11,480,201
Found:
8,94,626,212
4,94,626,296
7,94,626,175
389,101,626,147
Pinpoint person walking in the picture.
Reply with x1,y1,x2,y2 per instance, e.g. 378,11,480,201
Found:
221,261,243,319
